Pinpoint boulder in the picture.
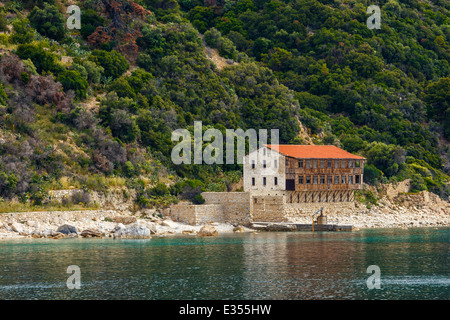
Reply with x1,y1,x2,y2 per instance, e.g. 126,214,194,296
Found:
197,225,218,237
112,216,137,225
160,219,176,228
233,225,246,233
11,222,23,233
47,231,66,240
57,224,78,235
113,223,151,239
80,229,102,238
26,220,36,227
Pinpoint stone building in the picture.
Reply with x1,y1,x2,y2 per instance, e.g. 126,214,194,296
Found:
244,145,366,203
171,145,366,225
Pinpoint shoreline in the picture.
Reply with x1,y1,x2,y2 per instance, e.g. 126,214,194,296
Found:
0,207,448,240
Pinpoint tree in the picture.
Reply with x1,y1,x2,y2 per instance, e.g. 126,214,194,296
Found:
10,19,35,44
16,44,62,74
108,77,136,99
80,9,106,40
109,109,139,143
57,70,89,100
89,50,129,80
0,11,8,32
365,142,406,177
28,3,66,41
425,78,450,139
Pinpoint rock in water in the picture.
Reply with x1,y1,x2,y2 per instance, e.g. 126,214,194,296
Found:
197,225,218,237
80,229,102,238
113,223,151,239
57,224,78,235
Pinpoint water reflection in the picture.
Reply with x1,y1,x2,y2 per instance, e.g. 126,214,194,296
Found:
0,228,448,300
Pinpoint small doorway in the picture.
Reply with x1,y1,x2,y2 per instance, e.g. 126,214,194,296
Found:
286,179,295,191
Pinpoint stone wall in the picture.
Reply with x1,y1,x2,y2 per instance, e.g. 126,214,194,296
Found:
170,192,252,225
250,195,286,222
284,202,358,224
170,203,223,225
48,188,136,213
202,192,251,224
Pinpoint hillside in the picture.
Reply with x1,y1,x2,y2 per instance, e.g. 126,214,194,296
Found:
0,0,449,213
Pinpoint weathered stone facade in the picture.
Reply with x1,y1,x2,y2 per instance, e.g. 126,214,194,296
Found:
171,192,252,225
243,147,286,192
170,190,354,225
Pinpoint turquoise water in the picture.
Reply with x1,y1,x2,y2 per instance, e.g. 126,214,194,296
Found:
0,227,448,300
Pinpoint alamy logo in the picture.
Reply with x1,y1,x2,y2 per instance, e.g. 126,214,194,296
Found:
367,5,381,30
67,5,81,30
171,121,279,174
366,265,381,289
66,265,81,290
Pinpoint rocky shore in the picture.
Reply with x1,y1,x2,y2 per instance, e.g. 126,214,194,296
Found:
0,202,448,240
286,186,449,229
0,181,448,240
0,209,252,240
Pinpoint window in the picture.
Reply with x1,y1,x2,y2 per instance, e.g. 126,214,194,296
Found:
349,176,353,184
274,160,277,168
335,176,339,184
349,160,354,168
341,175,346,184
252,177,255,186
298,160,303,168
263,177,266,186
320,160,325,168
356,160,360,168
335,160,339,168
355,175,361,184
251,160,255,169
313,160,318,168
341,160,346,168
306,176,311,184
263,148,266,155
306,160,311,168
320,176,325,184
263,160,266,168
313,176,318,184
286,159,290,168
327,176,332,184
274,177,278,185
327,160,332,168
298,176,304,184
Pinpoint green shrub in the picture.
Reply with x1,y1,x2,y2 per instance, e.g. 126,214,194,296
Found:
10,19,35,44
193,193,205,204
80,9,105,40
0,11,8,32
149,182,170,197
28,3,65,41
57,70,89,99
16,43,62,74
108,78,136,99
89,50,129,80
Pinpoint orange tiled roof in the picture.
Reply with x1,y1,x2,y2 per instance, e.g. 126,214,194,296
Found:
266,145,365,160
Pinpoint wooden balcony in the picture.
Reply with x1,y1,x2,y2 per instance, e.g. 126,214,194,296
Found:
292,183,363,192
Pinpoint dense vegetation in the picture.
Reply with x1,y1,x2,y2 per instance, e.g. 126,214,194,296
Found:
0,0,448,211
